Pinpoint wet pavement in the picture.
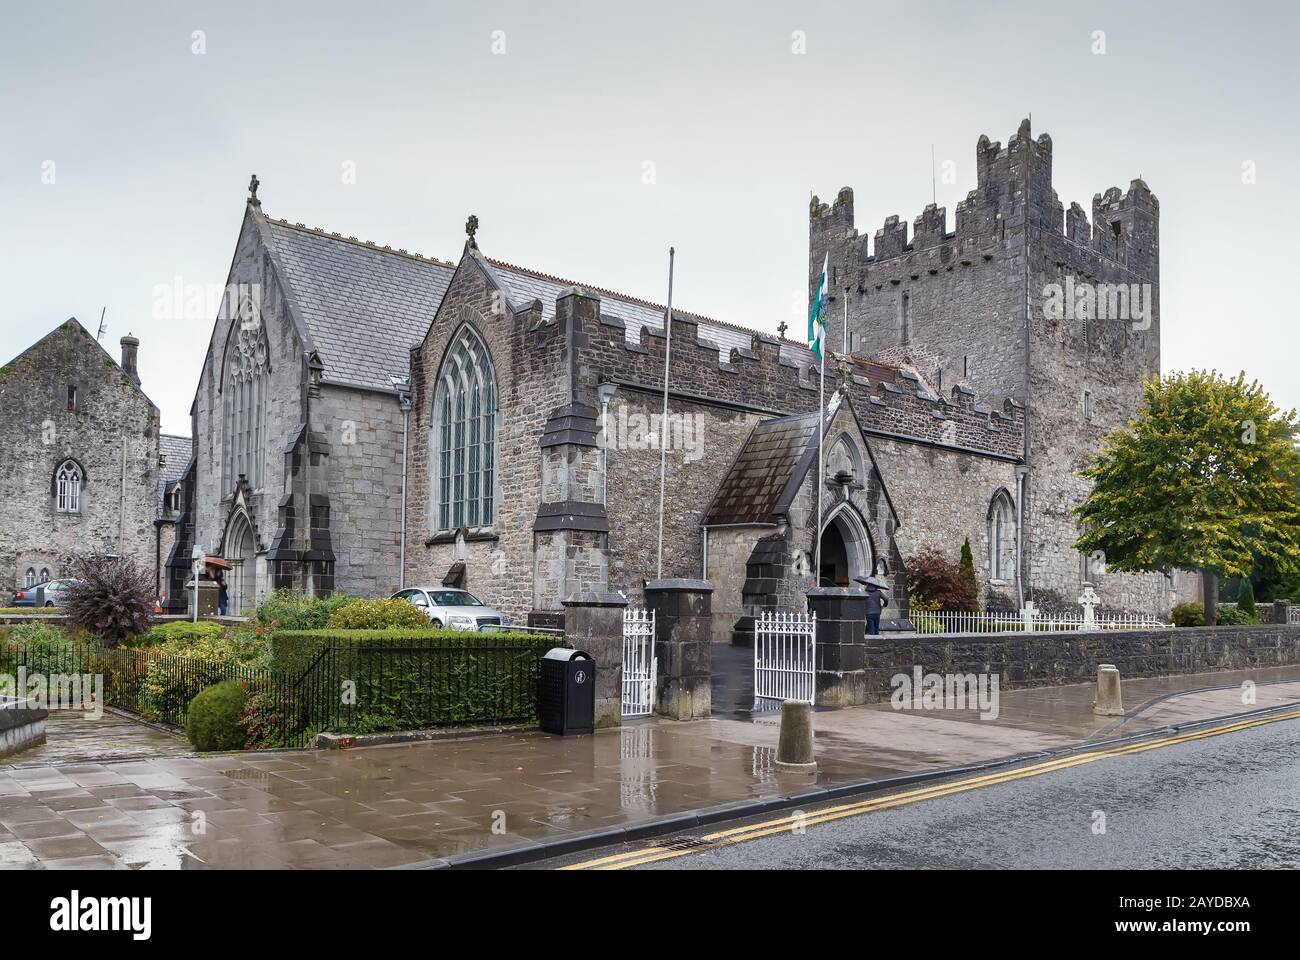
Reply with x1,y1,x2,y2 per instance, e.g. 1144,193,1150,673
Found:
3,710,190,766
625,710,1300,869
0,663,1297,869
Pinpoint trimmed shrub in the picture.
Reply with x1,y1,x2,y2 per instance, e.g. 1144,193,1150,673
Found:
1171,602,1205,627
269,629,556,732
325,597,433,631
959,538,978,600
1238,579,1256,618
133,620,224,648
186,680,248,751
63,554,156,647
254,590,357,631
906,548,978,612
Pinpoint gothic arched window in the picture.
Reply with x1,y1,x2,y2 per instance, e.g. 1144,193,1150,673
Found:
39,567,50,582
987,490,1016,581
223,323,270,491
433,326,497,531
55,459,82,513
24,568,36,587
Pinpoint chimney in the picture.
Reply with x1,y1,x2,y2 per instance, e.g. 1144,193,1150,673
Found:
120,334,140,386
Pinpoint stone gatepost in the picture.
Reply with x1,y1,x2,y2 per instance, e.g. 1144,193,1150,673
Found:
644,579,713,720
807,587,868,707
561,588,628,729
1274,599,1291,626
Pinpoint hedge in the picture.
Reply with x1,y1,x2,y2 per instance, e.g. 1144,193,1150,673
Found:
271,629,559,733
269,628,554,676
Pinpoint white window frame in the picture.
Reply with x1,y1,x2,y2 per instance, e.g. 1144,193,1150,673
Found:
55,459,82,513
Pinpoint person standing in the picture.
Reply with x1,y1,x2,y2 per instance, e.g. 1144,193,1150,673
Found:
216,571,229,617
865,581,889,636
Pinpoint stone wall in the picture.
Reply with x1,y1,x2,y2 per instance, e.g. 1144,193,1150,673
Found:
314,383,407,598
604,388,762,610
869,435,1019,604
0,320,160,589
404,254,568,624
862,624,1300,702
191,208,306,601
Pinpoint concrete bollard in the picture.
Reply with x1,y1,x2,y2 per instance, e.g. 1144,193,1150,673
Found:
1093,663,1124,716
774,699,817,773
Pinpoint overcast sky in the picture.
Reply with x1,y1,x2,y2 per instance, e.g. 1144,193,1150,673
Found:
2,0,1296,436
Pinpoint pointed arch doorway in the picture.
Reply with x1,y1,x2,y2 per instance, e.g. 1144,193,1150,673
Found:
818,504,874,588
224,511,257,615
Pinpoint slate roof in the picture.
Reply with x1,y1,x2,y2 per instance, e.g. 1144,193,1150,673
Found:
703,412,820,525
258,215,808,387
157,434,192,515
262,218,455,391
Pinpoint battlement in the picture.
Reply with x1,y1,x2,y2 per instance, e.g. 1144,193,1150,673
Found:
810,119,1157,273
571,286,1025,460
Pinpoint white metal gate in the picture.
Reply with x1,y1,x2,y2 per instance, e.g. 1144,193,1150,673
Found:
622,608,657,718
754,610,817,705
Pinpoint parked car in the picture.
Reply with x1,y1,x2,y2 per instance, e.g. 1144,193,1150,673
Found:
390,588,507,631
9,582,45,607
39,579,78,607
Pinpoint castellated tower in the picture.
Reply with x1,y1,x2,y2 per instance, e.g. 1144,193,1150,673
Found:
810,119,1167,611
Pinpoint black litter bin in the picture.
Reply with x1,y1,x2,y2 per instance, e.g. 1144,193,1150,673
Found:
538,647,595,735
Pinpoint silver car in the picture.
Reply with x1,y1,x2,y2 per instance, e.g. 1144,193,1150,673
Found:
37,579,78,607
390,588,506,631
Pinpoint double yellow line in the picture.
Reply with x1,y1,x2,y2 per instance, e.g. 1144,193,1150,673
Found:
563,708,1300,870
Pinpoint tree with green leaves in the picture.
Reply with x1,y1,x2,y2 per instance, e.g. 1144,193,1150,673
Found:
1074,371,1300,626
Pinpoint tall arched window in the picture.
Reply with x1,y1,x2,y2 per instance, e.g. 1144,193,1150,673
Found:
987,490,1016,581
24,568,36,587
223,323,270,491
55,459,82,513
433,326,497,531
39,567,50,582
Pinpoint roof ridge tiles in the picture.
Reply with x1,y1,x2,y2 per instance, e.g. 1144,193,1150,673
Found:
262,215,458,269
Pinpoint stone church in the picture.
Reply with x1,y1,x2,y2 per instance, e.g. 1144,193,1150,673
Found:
0,320,188,597
176,120,1194,627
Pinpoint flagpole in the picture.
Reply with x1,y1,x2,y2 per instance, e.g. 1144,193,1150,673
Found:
816,340,825,587
656,247,675,580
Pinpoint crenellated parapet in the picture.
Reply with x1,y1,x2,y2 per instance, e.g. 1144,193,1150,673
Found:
810,119,1155,272
571,283,1025,461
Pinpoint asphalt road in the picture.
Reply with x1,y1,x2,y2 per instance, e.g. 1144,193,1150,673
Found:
552,714,1300,870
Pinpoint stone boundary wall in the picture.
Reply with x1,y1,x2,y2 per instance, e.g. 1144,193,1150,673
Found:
862,624,1300,702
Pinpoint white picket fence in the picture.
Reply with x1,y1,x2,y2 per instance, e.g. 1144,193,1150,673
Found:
919,609,1171,635
754,610,816,705
621,608,657,718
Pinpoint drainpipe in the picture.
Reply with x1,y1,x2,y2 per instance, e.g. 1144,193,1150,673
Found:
393,375,413,591
119,435,127,557
596,381,618,509
701,525,709,580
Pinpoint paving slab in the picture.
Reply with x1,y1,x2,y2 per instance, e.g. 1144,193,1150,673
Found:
0,664,1295,869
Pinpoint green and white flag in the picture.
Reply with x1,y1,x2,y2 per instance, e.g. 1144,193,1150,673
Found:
808,252,829,360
